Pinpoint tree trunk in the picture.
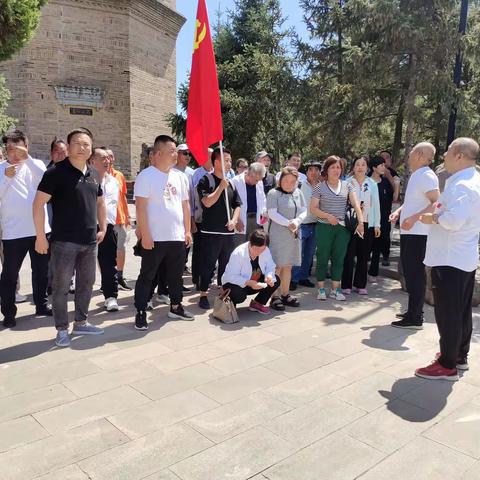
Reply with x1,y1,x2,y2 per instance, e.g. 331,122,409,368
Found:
433,103,443,166
402,54,418,169
392,94,405,168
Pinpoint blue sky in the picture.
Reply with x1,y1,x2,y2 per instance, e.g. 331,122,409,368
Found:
175,0,306,109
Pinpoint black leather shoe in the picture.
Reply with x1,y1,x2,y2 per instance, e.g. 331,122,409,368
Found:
298,279,315,288
2,317,16,328
36,305,53,316
290,282,298,291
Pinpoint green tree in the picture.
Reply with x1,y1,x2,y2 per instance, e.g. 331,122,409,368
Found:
0,0,48,61
0,0,48,135
0,75,15,134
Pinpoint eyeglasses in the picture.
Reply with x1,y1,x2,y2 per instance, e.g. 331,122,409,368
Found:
179,151,191,156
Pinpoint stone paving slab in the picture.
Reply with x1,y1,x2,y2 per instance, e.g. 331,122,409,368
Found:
1,234,480,479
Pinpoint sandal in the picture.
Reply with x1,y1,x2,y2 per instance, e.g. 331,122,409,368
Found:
270,297,285,311
281,294,300,307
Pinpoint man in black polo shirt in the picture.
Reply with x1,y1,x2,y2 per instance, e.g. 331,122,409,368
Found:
33,128,107,347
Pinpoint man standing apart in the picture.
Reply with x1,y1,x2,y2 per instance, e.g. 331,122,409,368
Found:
0,130,51,328
105,148,132,291
133,135,194,330
416,138,480,381
34,128,107,347
389,142,439,329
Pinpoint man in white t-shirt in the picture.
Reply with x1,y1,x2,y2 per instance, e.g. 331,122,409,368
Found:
0,130,51,328
389,142,439,329
133,135,194,330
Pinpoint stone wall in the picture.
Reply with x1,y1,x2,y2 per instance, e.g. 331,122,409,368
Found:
1,0,184,178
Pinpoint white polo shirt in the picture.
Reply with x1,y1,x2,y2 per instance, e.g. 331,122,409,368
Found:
0,157,51,240
134,166,189,242
400,166,439,235
424,166,480,272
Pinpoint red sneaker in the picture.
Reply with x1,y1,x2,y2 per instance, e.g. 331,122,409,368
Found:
249,300,270,315
415,360,458,381
434,352,469,371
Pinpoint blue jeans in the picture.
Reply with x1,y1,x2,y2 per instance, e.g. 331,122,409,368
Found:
292,223,317,282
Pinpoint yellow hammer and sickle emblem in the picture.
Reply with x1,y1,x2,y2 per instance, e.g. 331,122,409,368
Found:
194,19,207,51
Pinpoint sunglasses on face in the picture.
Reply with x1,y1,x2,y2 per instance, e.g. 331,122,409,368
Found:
179,151,191,156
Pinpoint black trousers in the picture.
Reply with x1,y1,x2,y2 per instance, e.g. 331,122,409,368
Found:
342,223,373,289
134,241,185,311
400,234,427,322
369,218,391,276
97,224,118,299
0,236,49,318
191,222,203,286
223,274,280,306
432,266,475,369
149,258,169,300
199,233,234,292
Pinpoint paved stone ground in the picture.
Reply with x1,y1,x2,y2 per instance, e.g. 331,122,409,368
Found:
1,230,480,480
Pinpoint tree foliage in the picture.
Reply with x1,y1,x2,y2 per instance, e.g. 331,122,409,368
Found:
0,75,16,135
0,0,48,62
169,0,480,167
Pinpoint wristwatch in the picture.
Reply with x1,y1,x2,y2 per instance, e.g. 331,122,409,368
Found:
432,213,439,224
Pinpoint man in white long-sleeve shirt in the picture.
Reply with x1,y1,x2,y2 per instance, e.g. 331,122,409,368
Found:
416,138,480,381
0,130,51,328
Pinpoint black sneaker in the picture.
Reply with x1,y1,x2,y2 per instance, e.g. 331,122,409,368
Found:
391,318,423,330
118,276,132,291
382,259,391,266
35,305,53,316
135,311,148,330
182,285,191,292
395,312,424,320
198,296,210,309
298,279,315,288
2,317,16,328
168,304,195,321
290,281,298,291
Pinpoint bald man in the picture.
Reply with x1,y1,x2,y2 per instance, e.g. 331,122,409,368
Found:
389,142,439,329
415,138,480,380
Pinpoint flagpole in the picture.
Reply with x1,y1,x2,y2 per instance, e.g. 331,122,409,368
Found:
218,140,231,223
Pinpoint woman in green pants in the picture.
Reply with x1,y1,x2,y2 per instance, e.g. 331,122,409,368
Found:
310,156,364,301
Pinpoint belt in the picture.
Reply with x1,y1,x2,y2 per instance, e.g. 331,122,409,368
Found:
247,213,257,218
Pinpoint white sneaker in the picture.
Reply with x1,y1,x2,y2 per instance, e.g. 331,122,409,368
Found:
317,288,327,301
146,300,154,311
329,288,346,301
15,293,27,303
104,297,119,312
156,294,170,305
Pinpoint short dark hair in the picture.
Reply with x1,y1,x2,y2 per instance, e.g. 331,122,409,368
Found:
369,155,386,169
288,152,301,160
211,146,231,163
351,155,369,171
249,229,269,247
380,149,392,157
67,128,93,144
2,129,28,146
153,135,175,152
50,137,67,153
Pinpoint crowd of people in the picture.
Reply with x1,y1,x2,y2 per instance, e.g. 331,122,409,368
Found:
1,127,480,382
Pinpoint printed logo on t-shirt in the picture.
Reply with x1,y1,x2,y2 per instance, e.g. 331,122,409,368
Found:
163,182,178,200
251,267,262,282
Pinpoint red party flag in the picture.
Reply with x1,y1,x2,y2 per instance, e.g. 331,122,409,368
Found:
186,0,223,166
